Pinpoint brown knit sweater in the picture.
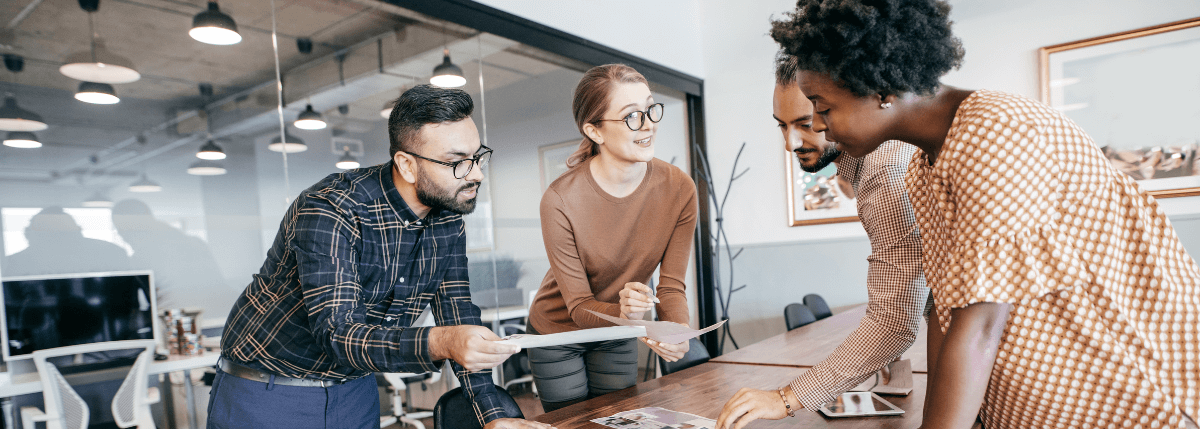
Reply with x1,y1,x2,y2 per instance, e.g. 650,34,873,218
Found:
530,157,698,334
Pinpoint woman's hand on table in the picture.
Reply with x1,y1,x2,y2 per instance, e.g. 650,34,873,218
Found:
716,387,791,429
619,282,656,320
641,335,688,362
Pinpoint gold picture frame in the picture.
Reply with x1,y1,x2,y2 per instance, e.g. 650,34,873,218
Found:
784,149,858,227
1039,17,1200,199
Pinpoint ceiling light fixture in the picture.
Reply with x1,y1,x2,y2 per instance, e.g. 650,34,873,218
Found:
75,81,120,104
0,95,48,132
128,174,162,192
187,160,227,175
191,1,242,45
60,1,140,84
268,133,308,153
335,149,360,170
379,104,392,119
196,139,226,160
3,131,42,148
82,191,114,208
430,49,466,88
293,104,327,130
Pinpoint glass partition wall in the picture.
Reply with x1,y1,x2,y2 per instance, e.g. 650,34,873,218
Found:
1,0,696,425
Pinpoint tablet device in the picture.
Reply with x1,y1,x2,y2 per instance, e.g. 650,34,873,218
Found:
818,392,904,418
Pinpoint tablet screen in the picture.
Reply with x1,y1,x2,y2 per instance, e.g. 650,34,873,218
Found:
819,392,904,417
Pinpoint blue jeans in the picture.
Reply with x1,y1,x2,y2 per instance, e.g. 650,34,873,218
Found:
207,368,379,429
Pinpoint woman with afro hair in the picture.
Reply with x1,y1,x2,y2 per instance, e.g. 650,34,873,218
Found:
717,1,1200,428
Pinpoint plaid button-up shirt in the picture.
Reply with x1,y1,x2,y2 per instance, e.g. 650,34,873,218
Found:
221,161,509,425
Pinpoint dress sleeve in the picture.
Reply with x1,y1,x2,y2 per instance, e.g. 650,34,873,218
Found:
934,110,1091,313
653,176,698,326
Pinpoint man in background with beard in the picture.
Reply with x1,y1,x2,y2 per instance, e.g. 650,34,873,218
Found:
214,85,549,429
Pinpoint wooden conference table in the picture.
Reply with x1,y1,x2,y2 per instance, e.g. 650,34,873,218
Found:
712,304,930,373
536,304,932,428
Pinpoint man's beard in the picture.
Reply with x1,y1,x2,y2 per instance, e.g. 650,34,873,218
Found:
796,145,842,173
415,166,479,215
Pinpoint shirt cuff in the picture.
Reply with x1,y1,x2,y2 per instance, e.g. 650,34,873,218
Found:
395,326,441,374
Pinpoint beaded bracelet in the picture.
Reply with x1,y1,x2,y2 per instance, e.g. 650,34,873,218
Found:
777,388,796,417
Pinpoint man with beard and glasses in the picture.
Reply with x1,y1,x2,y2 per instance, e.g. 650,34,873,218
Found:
214,85,552,429
716,54,929,429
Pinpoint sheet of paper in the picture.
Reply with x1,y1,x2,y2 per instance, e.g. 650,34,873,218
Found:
495,326,646,349
590,407,715,429
585,310,727,345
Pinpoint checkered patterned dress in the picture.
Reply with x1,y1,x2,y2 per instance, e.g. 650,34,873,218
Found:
906,90,1200,428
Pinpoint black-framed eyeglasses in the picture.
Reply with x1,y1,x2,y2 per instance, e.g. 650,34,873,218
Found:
595,103,664,131
403,146,492,179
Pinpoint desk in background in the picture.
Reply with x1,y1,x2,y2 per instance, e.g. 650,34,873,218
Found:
712,305,929,373
535,362,927,428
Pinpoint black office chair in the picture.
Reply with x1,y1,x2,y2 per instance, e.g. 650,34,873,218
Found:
784,303,817,331
657,338,710,376
434,386,524,429
803,294,833,320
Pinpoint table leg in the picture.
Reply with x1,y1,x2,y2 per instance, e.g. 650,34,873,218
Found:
2,397,13,429
183,369,198,429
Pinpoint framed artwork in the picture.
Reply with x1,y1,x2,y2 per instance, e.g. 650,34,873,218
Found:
784,149,857,226
539,140,579,190
1040,17,1200,198
464,167,495,252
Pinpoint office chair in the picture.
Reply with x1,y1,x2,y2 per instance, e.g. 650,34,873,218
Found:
657,338,710,376
497,289,536,395
111,341,160,429
803,294,833,320
22,339,158,429
433,386,523,429
379,362,449,429
784,303,817,331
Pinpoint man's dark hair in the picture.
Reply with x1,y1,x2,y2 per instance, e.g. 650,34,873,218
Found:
387,84,474,157
775,52,803,86
770,0,965,97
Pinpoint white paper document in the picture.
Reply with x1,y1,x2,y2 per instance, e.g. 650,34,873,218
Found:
586,310,727,344
496,326,647,349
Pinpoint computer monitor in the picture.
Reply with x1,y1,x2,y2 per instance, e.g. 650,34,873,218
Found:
0,271,157,362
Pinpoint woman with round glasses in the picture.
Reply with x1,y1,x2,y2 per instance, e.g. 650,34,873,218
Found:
722,1,1200,429
527,63,699,411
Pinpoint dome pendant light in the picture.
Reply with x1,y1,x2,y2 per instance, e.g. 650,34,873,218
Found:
268,133,308,153
3,131,42,148
293,104,327,130
0,96,49,132
82,191,114,208
196,139,226,160
187,160,227,175
60,4,140,84
191,1,242,45
430,49,466,88
335,150,360,170
128,174,162,192
75,81,120,104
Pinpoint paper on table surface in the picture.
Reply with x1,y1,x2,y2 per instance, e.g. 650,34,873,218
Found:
585,310,727,345
495,326,646,349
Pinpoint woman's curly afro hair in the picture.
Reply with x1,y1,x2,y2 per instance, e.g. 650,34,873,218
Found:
770,0,965,97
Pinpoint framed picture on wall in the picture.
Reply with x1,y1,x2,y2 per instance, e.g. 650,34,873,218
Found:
539,140,579,190
1040,17,1200,198
784,149,858,226
464,167,495,252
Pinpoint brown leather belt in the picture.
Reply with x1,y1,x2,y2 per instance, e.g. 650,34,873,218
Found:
218,359,348,388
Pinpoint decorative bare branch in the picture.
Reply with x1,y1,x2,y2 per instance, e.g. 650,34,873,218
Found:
690,141,749,354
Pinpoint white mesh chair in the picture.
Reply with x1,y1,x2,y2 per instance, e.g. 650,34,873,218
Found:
110,341,159,429
21,340,156,429
378,362,447,429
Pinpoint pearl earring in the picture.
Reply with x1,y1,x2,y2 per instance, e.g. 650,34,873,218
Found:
880,102,893,109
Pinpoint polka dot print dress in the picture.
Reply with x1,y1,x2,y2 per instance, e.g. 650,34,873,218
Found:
905,90,1199,429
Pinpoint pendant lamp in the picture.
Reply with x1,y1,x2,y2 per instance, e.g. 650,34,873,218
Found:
294,104,327,130
128,174,162,192
3,131,42,148
196,139,226,160
60,1,140,84
190,2,242,45
430,49,466,88
335,150,360,170
0,96,48,132
75,82,120,104
82,191,114,208
268,133,308,153
187,160,227,175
